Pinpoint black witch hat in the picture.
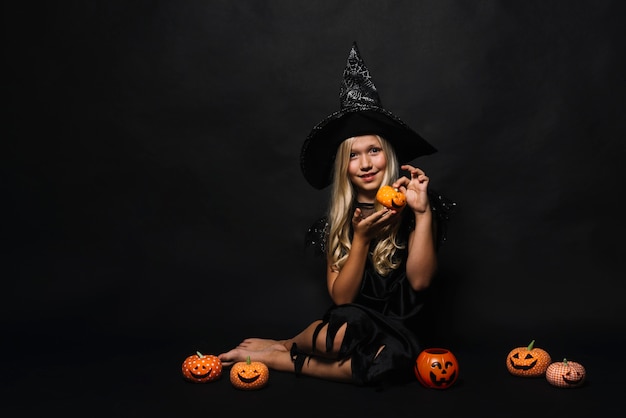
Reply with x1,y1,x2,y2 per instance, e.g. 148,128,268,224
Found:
300,42,437,190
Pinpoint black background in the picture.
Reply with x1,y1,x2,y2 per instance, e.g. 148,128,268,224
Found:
3,1,625,416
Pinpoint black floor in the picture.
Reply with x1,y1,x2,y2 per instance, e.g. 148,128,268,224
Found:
2,326,621,417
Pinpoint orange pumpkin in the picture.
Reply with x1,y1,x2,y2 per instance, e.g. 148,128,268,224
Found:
376,185,406,209
546,358,586,388
230,356,269,390
181,351,222,383
506,340,551,377
414,348,459,389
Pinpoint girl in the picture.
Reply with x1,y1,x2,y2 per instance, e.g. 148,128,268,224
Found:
218,42,452,387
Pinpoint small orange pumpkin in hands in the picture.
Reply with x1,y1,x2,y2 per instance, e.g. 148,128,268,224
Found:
230,356,269,390
506,339,551,377
546,358,586,388
376,185,406,209
182,351,222,383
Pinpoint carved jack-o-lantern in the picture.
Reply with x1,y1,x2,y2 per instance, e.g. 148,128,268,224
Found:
376,185,407,209
414,348,459,389
230,356,269,390
546,358,586,388
506,340,551,377
181,351,222,383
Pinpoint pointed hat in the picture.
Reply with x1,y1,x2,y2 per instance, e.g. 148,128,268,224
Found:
300,42,437,189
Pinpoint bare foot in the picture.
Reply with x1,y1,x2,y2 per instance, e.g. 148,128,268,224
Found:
218,344,289,368
236,338,286,351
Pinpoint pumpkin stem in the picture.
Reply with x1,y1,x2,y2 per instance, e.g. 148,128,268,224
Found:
527,340,535,350
246,355,251,365
196,351,204,358
563,358,568,365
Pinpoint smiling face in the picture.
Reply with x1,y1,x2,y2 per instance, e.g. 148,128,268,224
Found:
346,135,388,201
506,343,551,377
229,358,269,390
181,352,222,383
414,348,459,389
546,360,586,388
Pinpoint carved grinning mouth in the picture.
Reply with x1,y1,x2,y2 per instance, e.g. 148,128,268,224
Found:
563,374,583,385
510,358,537,370
429,371,457,386
237,373,260,384
191,367,213,379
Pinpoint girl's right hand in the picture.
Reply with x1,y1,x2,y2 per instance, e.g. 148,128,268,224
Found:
352,207,399,240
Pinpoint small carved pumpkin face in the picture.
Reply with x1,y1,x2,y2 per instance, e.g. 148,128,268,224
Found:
376,185,406,209
414,348,459,389
506,340,551,377
230,356,269,390
182,351,222,383
546,358,586,388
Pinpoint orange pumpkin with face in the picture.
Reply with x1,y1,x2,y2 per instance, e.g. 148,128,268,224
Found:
376,185,406,209
546,358,586,388
181,351,222,383
230,356,269,390
414,348,459,389
506,340,551,377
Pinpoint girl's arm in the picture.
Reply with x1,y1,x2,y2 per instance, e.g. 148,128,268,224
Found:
394,164,438,291
326,235,369,305
326,207,397,304
405,209,437,291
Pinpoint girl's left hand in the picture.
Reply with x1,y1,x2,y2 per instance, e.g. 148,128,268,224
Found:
392,164,430,213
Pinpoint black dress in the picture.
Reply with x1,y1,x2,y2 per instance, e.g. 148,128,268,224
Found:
304,190,454,387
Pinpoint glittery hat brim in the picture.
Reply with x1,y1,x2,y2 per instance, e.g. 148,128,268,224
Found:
300,107,437,190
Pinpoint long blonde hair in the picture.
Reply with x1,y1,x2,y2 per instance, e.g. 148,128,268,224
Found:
326,135,405,276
